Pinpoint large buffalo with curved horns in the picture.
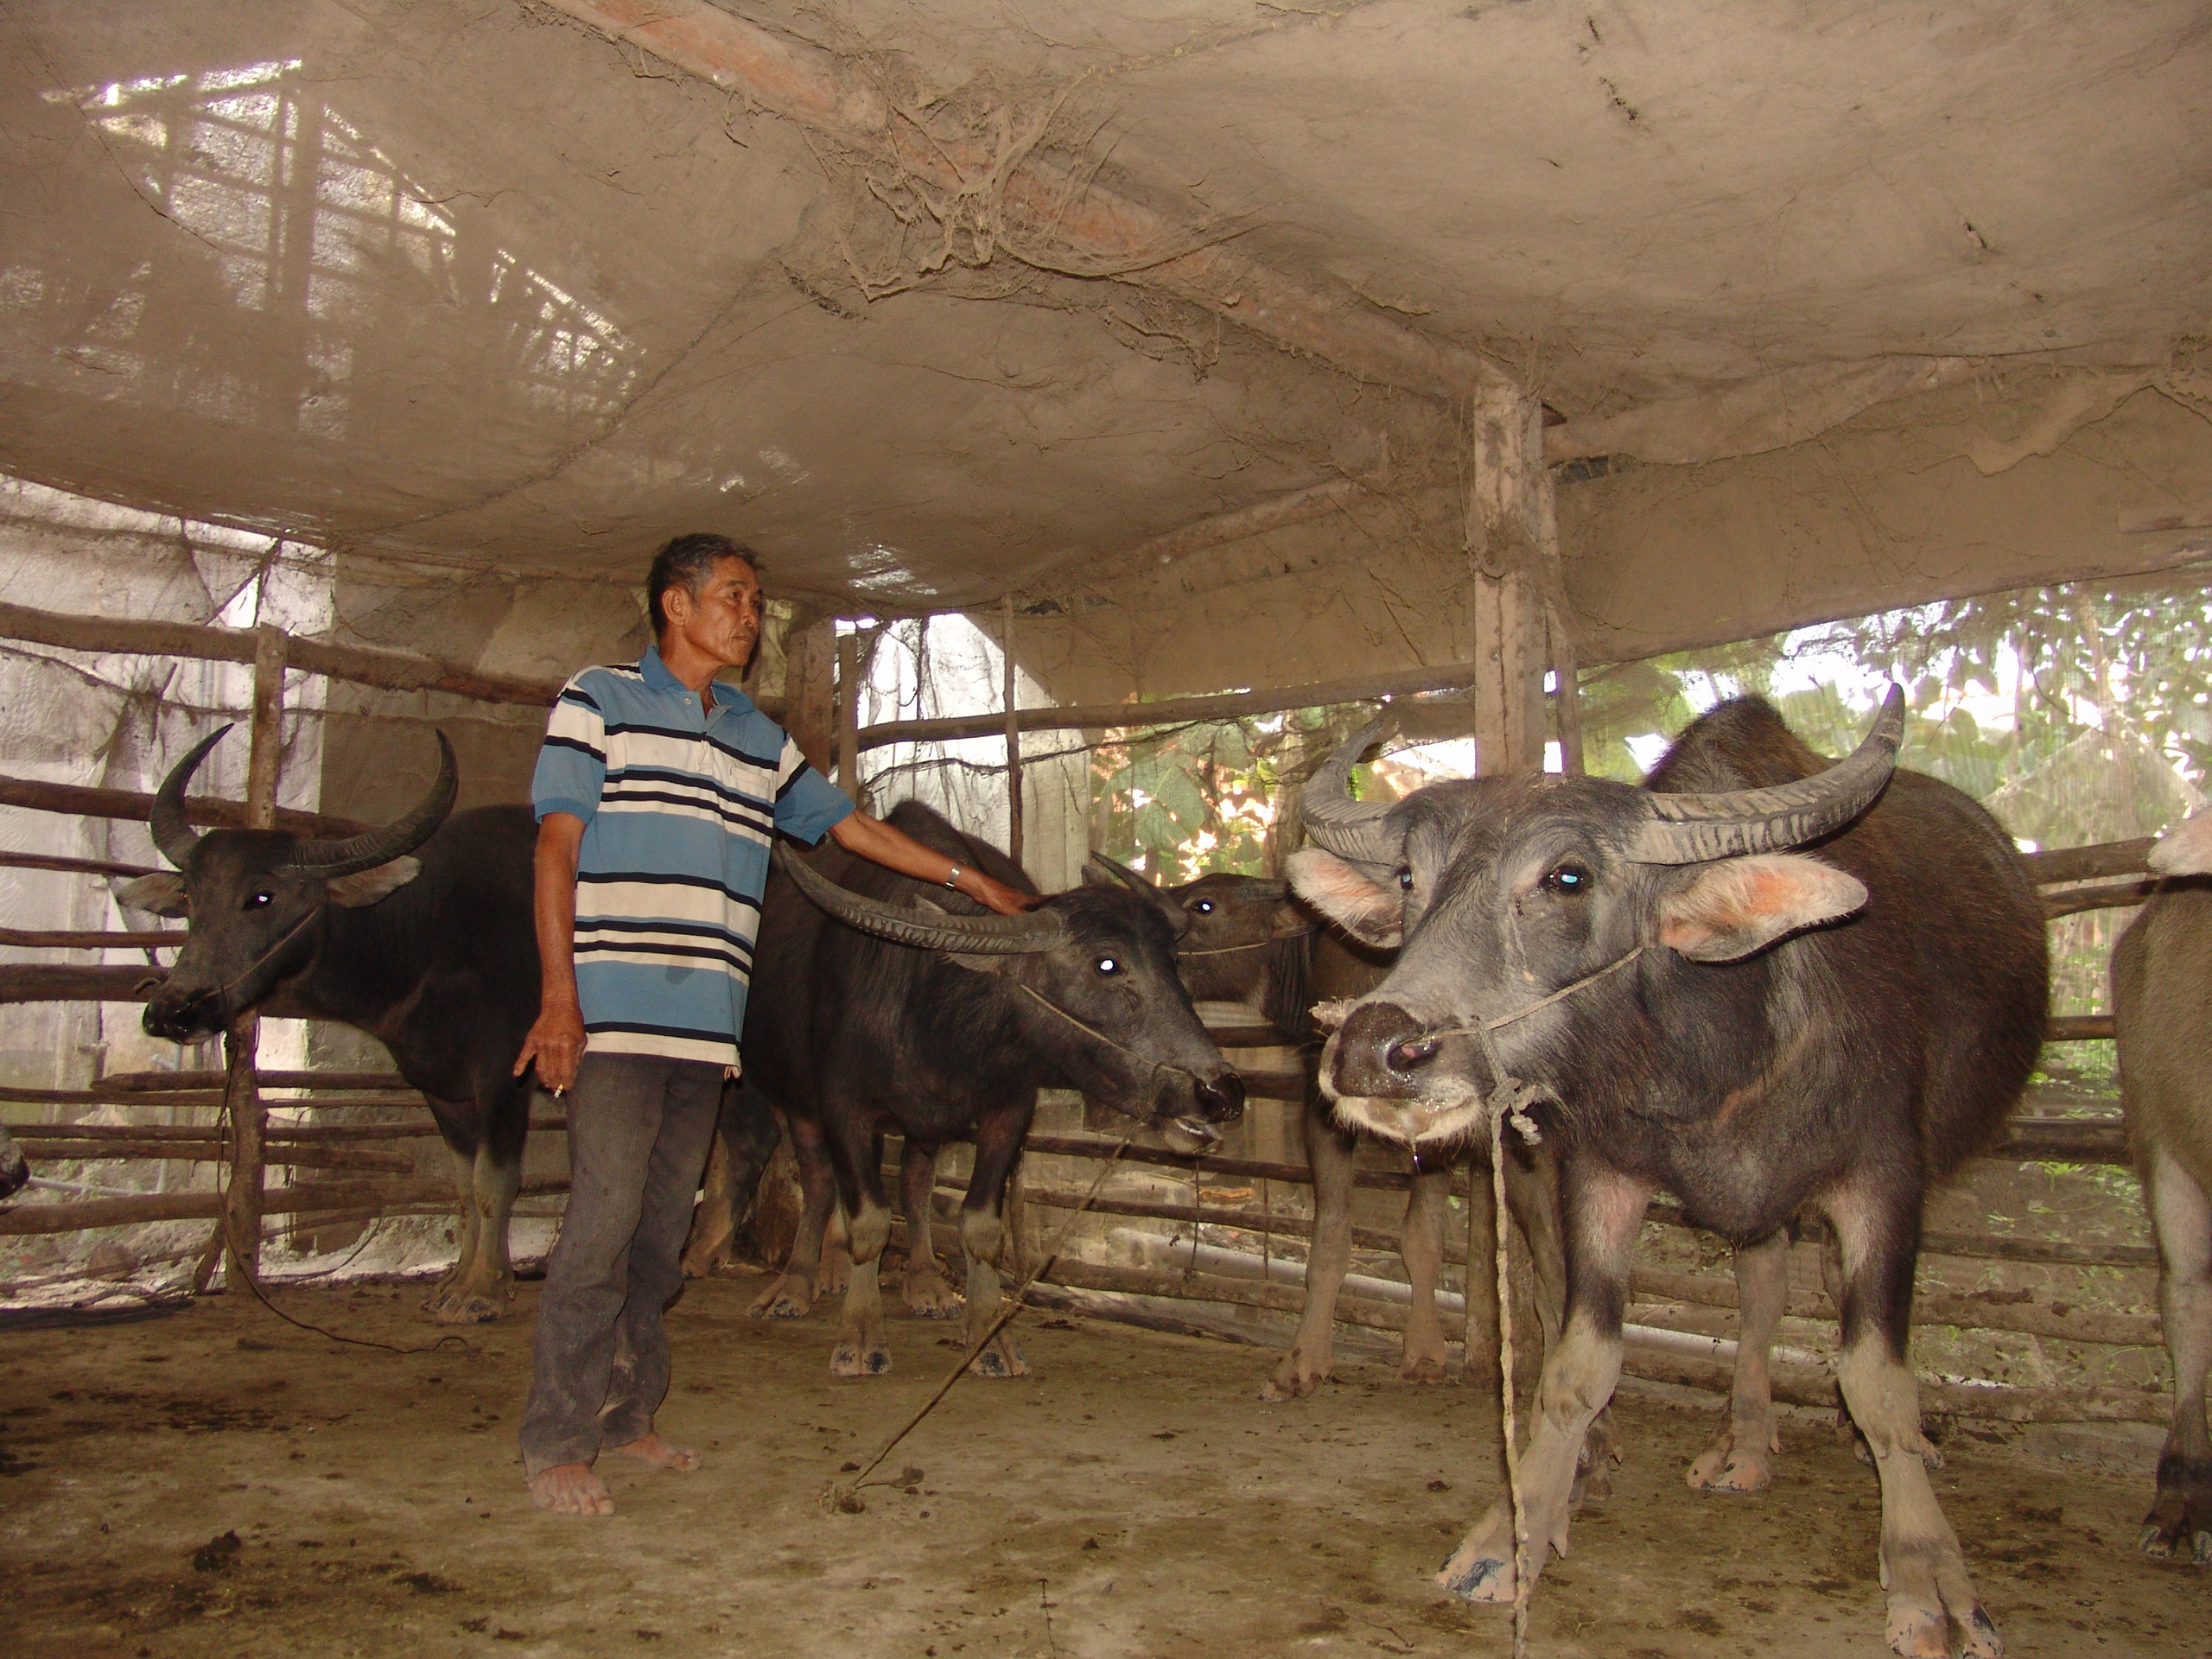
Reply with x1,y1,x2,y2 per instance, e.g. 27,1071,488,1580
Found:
123,727,543,1322
737,800,1244,1378
1291,691,2046,1659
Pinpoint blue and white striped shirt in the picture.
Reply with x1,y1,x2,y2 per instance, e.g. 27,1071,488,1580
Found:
531,645,855,1066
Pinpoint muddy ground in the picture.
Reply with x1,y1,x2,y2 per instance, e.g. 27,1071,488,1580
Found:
3,1270,2198,1659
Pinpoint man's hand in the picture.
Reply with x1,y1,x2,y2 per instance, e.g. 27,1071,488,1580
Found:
520,812,588,1092
514,997,588,1093
962,869,1040,916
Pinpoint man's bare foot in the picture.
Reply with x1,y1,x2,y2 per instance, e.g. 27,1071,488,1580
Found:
607,1432,702,1472
529,1462,613,1516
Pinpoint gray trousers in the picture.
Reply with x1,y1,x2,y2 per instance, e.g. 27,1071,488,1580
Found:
518,1052,722,1479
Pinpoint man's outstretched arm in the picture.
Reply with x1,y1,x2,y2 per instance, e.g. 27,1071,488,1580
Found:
827,810,1039,915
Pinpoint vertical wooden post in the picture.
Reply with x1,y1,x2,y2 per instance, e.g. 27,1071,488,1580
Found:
1002,594,1024,869
835,632,861,803
224,625,287,1284
1468,382,1548,779
1536,468,1585,776
783,616,837,776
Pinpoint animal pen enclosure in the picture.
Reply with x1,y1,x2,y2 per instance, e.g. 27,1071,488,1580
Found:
5,3,2212,1657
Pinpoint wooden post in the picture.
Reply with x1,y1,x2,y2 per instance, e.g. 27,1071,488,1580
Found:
1534,434,1583,776
835,632,861,803
783,616,837,775
222,626,286,1284
1002,594,1024,868
1468,382,1549,779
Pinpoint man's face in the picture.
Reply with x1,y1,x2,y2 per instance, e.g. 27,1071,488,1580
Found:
664,556,764,672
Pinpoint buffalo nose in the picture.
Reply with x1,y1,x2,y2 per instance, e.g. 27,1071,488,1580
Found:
1195,1072,1246,1123
1332,1001,1435,1097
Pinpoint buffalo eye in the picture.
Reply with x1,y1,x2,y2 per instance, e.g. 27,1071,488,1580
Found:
244,889,274,910
1395,868,1413,893
1193,899,1214,914
1541,862,1591,895
1094,956,1122,976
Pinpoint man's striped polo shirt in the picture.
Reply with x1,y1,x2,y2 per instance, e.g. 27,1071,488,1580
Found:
530,645,854,1067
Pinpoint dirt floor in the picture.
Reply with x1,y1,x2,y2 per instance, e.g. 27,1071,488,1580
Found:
3,1268,2201,1659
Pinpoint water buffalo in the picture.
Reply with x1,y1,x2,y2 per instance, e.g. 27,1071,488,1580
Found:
121,727,541,1323
1158,867,1579,1406
2113,806,2212,1564
745,800,1245,1377
1292,690,2046,1659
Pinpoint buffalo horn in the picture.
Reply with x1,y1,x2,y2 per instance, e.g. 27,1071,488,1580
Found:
149,724,235,868
1297,721,1402,868
1629,685,1905,866
774,842,1069,954
285,732,459,878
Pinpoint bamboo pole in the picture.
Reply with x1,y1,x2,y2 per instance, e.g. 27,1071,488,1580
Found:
0,1175,572,1236
0,597,562,707
1002,594,1024,869
0,774,363,838
0,926,185,950
0,850,156,878
853,661,1487,751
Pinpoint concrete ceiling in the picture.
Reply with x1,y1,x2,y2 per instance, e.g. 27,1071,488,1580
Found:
1,2,2207,686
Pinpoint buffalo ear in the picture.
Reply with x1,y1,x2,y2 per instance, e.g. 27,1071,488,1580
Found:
1656,854,1866,963
325,856,423,909
1268,898,1317,939
1287,849,1402,949
2150,810,2212,877
115,872,189,918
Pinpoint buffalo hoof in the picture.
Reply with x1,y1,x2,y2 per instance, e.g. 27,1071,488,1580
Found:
968,1342,1030,1379
1400,1351,1448,1385
1260,1344,1329,1402
679,1239,736,1281
1572,1409,1624,1505
830,1334,893,1377
1687,1421,1778,1494
1435,1541,1514,1603
902,1270,963,1319
1881,1540,2002,1659
435,1292,505,1325
749,1274,816,1319
1885,1599,2002,1659
2138,1488,2212,1563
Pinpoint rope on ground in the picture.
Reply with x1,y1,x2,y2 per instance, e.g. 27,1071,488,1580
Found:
1491,1106,1531,1659
824,1135,1133,1513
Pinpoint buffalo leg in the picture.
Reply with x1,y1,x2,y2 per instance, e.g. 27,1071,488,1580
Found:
1688,1230,1789,1493
435,1075,527,1325
1263,1096,1357,1402
1400,1166,1452,1383
899,1139,961,1317
751,1112,841,1319
423,1140,480,1319
1828,1178,2000,1659
827,1126,894,1377
1502,1136,1620,1499
1440,1160,1649,1605
2141,1144,2212,1563
957,1105,1031,1377
680,1081,780,1278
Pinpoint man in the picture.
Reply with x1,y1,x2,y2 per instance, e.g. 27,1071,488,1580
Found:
514,531,1033,1516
